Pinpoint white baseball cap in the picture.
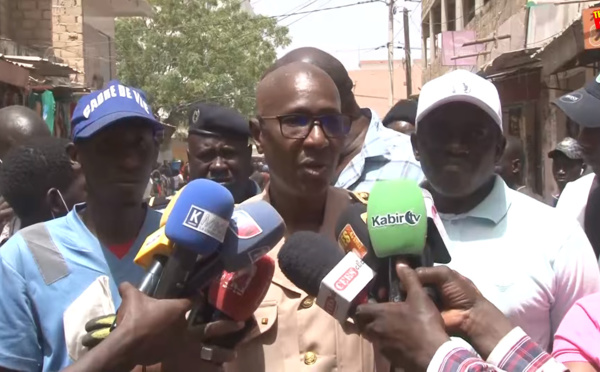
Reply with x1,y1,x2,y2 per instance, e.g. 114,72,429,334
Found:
415,69,503,132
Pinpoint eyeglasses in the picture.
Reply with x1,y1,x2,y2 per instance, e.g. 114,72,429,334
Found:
261,114,352,139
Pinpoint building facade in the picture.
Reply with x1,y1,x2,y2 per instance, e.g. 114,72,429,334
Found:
420,0,600,201
0,0,152,87
349,59,423,119
0,0,152,138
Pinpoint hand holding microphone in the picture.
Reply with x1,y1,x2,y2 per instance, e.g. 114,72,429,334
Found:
415,266,513,359
67,282,193,372
354,262,450,372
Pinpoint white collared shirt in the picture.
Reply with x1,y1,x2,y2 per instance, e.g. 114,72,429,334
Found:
335,109,423,192
556,173,595,228
439,176,600,351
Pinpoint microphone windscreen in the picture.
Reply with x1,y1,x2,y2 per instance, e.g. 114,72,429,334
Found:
220,200,285,271
208,255,276,321
335,203,381,271
278,231,344,297
367,180,427,258
165,179,234,255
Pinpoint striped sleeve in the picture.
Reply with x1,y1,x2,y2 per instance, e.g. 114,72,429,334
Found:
428,328,568,372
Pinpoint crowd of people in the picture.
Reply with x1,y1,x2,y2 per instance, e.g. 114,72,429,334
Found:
0,46,599,372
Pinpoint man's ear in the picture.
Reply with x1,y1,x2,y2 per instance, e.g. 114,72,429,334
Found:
410,133,420,161
186,149,190,162
66,143,82,172
250,118,263,154
512,158,522,174
45,189,64,218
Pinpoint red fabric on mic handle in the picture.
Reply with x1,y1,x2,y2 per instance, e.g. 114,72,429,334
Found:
208,255,275,321
201,256,276,349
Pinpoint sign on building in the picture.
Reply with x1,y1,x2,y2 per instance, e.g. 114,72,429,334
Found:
583,7,600,50
441,31,485,67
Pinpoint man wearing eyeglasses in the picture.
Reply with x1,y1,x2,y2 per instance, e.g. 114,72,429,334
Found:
267,47,424,192
207,62,389,372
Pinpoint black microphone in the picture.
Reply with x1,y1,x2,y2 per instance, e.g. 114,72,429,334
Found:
278,231,377,321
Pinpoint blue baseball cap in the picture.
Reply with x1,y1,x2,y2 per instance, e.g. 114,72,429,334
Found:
72,80,162,142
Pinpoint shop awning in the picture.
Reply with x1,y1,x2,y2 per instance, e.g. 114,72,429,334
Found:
0,55,80,77
0,59,29,88
480,48,541,76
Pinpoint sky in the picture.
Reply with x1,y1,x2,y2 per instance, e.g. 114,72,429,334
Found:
251,0,424,71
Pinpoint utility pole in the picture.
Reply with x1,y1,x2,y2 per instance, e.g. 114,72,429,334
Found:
403,7,412,97
387,0,395,107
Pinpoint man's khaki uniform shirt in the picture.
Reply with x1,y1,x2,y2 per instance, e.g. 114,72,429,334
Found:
224,187,389,372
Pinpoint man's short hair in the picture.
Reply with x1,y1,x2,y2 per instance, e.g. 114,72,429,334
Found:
382,99,418,126
0,137,75,220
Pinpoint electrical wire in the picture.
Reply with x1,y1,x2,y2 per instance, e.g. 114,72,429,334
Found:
285,0,334,27
278,0,321,22
272,0,383,18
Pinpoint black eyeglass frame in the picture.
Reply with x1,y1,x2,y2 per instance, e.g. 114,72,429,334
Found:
259,113,352,139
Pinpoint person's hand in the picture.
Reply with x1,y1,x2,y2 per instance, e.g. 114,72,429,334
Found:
113,282,193,367
160,304,248,371
416,266,513,359
354,263,450,371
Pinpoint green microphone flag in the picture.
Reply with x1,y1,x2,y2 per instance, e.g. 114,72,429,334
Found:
367,179,428,258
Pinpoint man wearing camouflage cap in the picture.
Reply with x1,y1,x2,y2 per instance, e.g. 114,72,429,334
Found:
548,137,585,206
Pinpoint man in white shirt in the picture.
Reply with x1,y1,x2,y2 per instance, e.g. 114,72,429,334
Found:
553,76,600,260
411,69,600,351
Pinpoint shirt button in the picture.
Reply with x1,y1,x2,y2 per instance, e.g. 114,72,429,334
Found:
300,296,315,309
304,351,317,365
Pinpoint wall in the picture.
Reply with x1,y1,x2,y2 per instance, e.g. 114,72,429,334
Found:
82,0,117,89
0,0,11,39
52,0,84,81
527,1,596,48
11,0,53,52
348,59,423,118
423,0,526,82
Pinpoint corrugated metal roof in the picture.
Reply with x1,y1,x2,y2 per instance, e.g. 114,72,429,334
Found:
0,55,80,76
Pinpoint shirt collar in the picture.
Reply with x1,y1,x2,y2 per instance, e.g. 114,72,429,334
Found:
334,109,393,189
440,176,511,225
66,202,158,249
362,109,392,158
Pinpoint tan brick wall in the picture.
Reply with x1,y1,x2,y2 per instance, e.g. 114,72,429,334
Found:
52,0,84,82
11,0,53,50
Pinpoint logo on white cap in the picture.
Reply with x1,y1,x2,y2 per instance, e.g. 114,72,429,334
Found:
560,93,583,103
452,82,471,94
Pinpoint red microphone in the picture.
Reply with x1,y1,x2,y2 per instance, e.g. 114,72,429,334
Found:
208,255,275,321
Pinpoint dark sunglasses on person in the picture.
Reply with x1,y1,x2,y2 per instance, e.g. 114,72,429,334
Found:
261,114,352,139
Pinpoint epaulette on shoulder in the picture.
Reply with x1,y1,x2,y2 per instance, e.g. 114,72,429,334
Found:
350,191,369,205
